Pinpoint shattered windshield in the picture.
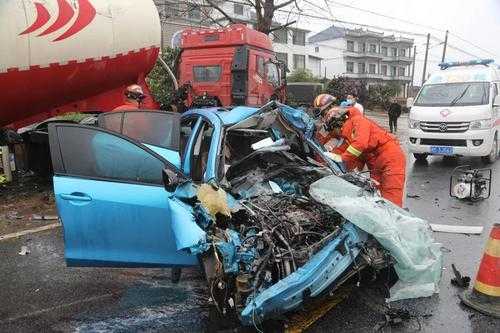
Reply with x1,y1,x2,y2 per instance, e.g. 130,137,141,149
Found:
414,82,489,107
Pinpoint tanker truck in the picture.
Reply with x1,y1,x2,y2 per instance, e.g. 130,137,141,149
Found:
0,0,161,130
0,1,286,174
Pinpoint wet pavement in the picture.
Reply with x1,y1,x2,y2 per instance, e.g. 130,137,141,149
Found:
1,111,500,332
309,112,500,332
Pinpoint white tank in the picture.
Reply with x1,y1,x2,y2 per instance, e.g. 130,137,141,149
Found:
0,0,161,127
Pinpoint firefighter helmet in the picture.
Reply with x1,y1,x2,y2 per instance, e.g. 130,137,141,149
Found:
313,94,336,111
324,107,349,131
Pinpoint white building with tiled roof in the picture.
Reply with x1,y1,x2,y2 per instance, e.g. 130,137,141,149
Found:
309,25,415,96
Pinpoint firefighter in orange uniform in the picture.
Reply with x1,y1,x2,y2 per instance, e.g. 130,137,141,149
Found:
314,94,406,207
113,84,146,111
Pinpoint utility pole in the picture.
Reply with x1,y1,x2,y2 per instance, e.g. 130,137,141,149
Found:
441,30,449,63
422,33,430,86
410,45,417,95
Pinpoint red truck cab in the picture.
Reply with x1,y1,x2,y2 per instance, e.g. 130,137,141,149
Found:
178,24,285,109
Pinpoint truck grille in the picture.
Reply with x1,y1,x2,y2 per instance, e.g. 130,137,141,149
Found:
420,121,470,133
420,139,467,147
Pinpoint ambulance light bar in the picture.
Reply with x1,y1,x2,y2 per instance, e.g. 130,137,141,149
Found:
439,59,494,70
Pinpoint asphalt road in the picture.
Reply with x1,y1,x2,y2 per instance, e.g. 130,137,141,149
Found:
1,111,499,332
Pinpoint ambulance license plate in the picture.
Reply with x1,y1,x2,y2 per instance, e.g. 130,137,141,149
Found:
430,146,453,155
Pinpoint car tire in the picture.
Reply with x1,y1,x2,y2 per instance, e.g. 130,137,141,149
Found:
413,153,428,162
482,133,498,164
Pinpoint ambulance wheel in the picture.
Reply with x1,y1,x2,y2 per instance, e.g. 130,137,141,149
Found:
482,133,498,164
413,153,428,162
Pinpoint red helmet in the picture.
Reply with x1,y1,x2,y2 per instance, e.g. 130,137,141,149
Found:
313,94,336,112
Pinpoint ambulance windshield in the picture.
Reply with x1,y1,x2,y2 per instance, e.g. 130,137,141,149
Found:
415,82,490,107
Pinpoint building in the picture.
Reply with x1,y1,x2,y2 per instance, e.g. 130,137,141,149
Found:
309,26,415,96
154,1,211,49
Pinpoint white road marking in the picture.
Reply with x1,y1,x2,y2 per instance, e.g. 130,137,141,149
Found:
0,223,61,242
0,294,115,324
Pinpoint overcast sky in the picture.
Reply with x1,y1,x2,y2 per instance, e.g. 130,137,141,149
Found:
280,0,500,85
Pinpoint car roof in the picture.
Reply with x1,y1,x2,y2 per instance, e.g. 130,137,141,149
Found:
182,106,261,126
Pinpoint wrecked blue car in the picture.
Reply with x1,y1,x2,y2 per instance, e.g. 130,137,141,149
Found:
48,102,440,326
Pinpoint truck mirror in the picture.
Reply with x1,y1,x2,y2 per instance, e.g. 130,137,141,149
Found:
494,95,500,107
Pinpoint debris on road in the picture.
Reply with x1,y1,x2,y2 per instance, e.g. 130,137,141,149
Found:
451,264,470,288
31,214,59,221
18,245,30,256
406,194,421,199
0,223,61,242
374,308,432,331
5,211,23,220
430,224,483,235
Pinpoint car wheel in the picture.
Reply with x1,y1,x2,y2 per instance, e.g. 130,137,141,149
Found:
482,133,498,164
413,153,428,162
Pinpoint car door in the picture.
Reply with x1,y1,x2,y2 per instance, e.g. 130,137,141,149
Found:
98,110,182,168
48,123,201,267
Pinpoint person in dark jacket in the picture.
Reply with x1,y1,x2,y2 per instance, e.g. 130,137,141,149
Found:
388,98,402,133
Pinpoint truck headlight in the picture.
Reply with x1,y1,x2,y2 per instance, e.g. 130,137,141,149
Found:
408,119,420,129
469,119,493,130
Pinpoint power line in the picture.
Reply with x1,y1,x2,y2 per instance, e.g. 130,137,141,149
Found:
216,0,489,60
296,1,485,59
323,0,497,57
448,32,497,57
325,0,447,34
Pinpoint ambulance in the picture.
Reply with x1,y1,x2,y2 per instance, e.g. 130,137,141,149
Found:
408,59,500,163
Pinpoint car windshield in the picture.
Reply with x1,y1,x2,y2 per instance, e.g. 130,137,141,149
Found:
414,82,489,107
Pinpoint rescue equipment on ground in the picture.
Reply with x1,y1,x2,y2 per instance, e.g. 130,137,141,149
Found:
459,223,500,318
450,165,491,201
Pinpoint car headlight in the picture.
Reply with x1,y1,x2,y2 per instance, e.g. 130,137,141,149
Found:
408,119,420,129
469,119,493,130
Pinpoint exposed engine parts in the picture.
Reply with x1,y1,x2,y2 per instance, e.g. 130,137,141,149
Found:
206,194,344,317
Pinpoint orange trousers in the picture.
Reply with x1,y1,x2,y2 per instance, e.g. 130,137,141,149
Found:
367,141,406,207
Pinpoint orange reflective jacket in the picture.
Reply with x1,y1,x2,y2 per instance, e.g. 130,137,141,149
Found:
334,111,398,171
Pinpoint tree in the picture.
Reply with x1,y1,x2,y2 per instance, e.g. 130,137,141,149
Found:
367,83,401,109
324,76,368,103
146,47,180,110
287,69,320,83
206,0,299,35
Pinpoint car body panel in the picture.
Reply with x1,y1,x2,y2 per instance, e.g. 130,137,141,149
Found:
144,144,181,169
54,176,198,267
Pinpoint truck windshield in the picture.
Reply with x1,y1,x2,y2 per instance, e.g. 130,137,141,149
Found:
414,82,489,107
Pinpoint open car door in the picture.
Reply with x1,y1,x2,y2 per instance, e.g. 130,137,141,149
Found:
98,111,182,168
48,123,199,267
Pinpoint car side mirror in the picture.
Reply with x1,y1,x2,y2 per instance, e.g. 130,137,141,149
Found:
494,95,500,107
162,168,180,192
